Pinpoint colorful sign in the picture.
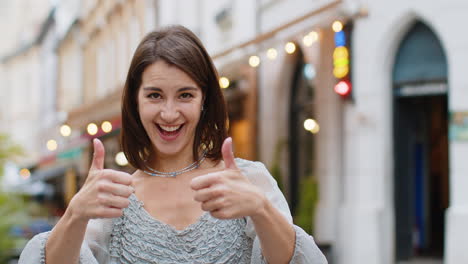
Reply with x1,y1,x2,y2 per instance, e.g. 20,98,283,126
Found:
333,22,352,97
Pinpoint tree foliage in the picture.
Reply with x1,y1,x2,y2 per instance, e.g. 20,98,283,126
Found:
0,133,22,177
0,133,26,262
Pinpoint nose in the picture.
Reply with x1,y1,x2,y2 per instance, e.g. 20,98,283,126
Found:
160,100,180,123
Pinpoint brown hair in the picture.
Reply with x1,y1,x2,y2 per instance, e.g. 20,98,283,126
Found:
121,25,228,170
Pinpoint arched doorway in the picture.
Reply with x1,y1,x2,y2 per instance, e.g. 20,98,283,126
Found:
393,21,449,261
288,47,317,232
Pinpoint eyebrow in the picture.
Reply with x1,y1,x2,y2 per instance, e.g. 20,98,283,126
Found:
142,86,199,92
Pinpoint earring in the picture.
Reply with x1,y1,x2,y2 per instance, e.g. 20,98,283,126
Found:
201,105,204,112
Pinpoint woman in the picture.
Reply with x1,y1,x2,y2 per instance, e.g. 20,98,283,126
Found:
19,25,327,264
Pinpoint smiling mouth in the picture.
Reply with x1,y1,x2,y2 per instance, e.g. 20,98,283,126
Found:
157,124,184,136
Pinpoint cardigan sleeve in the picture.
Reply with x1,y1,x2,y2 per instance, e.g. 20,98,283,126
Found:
18,218,113,264
236,159,328,264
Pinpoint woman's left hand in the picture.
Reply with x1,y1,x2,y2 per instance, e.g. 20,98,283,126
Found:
191,137,266,219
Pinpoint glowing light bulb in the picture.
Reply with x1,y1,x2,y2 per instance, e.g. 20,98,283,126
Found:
266,48,277,60
249,55,260,67
303,35,314,47
101,121,112,133
311,123,320,134
219,77,230,89
333,21,343,32
115,152,128,166
87,123,98,135
47,139,58,151
334,80,352,97
60,125,72,137
19,168,31,179
304,119,320,134
309,31,319,42
285,42,296,54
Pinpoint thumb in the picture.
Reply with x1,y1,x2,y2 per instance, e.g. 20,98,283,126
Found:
222,137,238,170
90,138,105,171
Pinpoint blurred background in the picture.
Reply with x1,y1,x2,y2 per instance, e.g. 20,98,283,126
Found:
1,0,467,263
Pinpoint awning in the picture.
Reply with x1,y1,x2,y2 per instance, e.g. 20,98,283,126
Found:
29,166,69,182
10,165,70,196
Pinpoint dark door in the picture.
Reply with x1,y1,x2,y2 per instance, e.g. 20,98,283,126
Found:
392,21,449,261
289,49,316,216
394,95,449,260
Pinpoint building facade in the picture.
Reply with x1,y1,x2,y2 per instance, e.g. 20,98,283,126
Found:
0,0,156,211
342,1,468,263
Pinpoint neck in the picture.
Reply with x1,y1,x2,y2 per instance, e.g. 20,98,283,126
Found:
147,149,197,173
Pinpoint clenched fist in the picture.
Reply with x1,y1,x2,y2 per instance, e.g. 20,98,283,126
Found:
68,138,133,221
191,137,266,220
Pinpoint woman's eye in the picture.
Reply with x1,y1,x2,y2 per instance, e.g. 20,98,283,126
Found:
148,93,161,99
180,93,193,99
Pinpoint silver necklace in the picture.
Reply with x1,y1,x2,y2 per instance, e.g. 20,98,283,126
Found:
142,152,207,177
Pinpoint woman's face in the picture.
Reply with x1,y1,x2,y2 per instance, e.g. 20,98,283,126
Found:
137,60,203,158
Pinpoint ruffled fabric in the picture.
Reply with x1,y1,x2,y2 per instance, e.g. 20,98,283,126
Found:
108,194,253,263
18,231,99,264
237,159,327,264
236,159,293,238
289,225,328,263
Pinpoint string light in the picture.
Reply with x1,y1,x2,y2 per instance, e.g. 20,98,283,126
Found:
87,123,98,135
311,124,320,134
222,29,323,71
334,80,352,97
309,31,319,42
19,168,31,179
285,42,296,54
266,48,277,60
47,139,58,151
249,55,260,67
60,125,72,137
115,152,128,166
303,119,320,134
332,21,343,32
101,121,112,133
219,77,230,89
303,34,314,47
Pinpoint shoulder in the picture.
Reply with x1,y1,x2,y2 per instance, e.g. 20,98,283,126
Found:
234,158,269,177
234,158,275,190
234,158,265,169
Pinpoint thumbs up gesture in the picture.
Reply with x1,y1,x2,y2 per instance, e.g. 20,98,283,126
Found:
191,137,266,219
68,139,134,221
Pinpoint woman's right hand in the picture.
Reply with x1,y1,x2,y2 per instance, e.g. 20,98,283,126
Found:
67,138,134,222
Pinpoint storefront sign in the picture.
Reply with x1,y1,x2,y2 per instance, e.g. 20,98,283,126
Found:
58,147,82,160
450,111,468,141
396,83,447,97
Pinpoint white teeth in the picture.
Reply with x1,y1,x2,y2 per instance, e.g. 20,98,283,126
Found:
159,125,181,132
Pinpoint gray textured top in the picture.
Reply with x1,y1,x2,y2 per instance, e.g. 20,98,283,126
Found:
19,159,328,264
108,194,253,263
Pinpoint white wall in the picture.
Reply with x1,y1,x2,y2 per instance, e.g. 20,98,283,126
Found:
4,51,43,164
158,0,257,55
59,41,83,111
39,21,59,131
259,0,336,33
343,0,468,263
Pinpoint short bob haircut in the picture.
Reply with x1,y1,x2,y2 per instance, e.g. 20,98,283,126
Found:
121,25,228,170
